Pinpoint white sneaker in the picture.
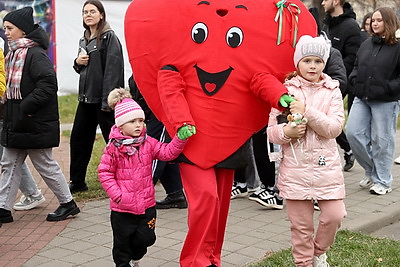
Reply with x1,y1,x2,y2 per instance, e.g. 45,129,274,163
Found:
248,186,260,194
369,184,392,195
359,177,374,189
13,191,45,211
313,253,330,267
394,156,400,164
130,260,140,267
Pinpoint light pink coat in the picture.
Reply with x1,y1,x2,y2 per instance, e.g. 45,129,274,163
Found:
267,74,345,200
98,125,187,215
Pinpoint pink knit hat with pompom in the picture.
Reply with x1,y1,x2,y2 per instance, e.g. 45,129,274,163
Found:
114,98,145,127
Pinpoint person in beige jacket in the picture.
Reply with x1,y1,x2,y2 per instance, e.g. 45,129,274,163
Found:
267,35,347,267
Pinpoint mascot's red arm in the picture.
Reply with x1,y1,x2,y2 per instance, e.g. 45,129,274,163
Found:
251,72,289,109
158,68,195,131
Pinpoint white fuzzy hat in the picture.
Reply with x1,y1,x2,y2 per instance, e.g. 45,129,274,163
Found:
293,35,330,67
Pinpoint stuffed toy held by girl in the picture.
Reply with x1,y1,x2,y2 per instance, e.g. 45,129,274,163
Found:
288,112,308,127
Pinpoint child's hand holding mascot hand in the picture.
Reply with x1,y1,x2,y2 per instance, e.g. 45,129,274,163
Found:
178,124,196,140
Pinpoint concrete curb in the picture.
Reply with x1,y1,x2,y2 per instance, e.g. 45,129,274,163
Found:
343,200,400,234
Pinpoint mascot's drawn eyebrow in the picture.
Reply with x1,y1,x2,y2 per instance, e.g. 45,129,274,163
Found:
197,1,247,10
235,5,248,10
198,1,210,5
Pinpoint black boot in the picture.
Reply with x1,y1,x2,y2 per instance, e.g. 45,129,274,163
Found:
0,208,13,223
69,182,88,194
156,191,188,209
46,200,80,221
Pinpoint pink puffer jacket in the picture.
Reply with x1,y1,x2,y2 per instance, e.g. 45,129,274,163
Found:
267,74,346,200
98,125,187,214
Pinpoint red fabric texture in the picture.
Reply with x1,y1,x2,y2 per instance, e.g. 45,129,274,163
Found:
124,0,317,169
179,163,234,267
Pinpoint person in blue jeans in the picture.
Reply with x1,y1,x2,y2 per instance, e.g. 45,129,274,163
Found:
346,7,400,195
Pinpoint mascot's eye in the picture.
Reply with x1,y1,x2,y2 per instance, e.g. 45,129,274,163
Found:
226,27,243,48
192,22,208,44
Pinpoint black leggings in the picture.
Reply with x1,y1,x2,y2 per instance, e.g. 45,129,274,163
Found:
111,207,157,266
252,127,276,188
70,102,114,186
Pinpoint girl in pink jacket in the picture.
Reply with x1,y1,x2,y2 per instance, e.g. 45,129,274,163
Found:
267,35,347,267
98,88,193,267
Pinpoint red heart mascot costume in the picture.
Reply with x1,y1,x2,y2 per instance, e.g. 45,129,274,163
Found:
125,0,316,266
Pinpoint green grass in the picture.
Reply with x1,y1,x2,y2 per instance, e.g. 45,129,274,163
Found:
58,94,78,124
248,230,400,267
59,95,108,202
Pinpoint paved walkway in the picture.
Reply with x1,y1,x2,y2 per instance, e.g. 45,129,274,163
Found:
1,129,400,266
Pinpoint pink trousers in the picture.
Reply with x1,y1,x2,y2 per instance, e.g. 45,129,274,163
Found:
179,163,234,267
286,199,347,267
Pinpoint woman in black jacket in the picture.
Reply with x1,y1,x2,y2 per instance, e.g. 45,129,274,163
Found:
346,7,400,195
0,7,80,224
69,0,124,193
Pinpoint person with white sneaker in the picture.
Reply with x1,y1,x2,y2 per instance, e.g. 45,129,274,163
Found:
267,35,347,267
248,128,284,210
231,138,261,200
0,25,45,213
0,134,45,212
346,7,400,196
0,7,80,224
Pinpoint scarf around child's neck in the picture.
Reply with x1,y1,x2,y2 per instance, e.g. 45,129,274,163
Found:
112,130,147,156
5,38,38,99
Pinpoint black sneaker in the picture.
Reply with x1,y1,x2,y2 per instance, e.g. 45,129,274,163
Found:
156,191,188,209
313,200,320,211
231,183,248,199
0,208,14,223
250,191,283,210
248,186,272,201
343,153,355,172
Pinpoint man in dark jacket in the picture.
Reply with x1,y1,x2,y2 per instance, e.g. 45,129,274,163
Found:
321,0,361,172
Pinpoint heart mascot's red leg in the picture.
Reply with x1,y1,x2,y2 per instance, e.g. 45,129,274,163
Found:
179,163,234,267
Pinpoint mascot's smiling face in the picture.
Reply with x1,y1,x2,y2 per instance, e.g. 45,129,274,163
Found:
125,0,316,168
125,0,315,96
191,1,248,96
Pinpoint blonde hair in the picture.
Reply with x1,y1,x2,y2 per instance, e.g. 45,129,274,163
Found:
285,71,298,81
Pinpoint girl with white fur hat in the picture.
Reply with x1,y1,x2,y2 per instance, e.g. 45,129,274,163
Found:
267,35,347,267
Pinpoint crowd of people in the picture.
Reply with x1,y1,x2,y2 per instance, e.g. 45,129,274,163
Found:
0,1,399,267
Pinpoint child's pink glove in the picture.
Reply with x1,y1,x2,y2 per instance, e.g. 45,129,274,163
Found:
178,125,196,140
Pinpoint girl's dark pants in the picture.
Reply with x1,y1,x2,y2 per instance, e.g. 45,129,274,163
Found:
111,207,157,266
